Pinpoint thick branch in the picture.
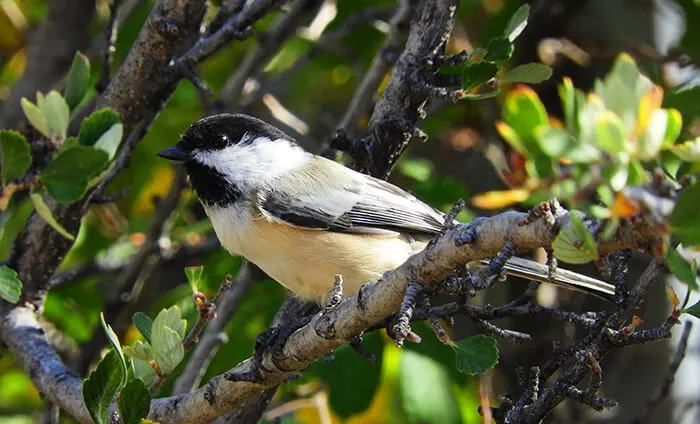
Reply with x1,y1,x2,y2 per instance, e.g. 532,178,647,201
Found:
363,0,458,178
143,209,655,423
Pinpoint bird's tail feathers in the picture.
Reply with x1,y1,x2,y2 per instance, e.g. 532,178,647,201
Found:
479,256,616,301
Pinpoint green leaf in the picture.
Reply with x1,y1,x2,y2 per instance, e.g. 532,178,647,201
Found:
595,112,626,154
124,341,153,362
132,359,156,386
500,63,553,84
398,158,434,182
603,162,629,192
461,61,499,92
184,266,204,293
504,4,529,41
101,312,128,386
484,37,513,64
60,136,80,152
21,98,50,138
670,137,700,162
399,350,461,424
558,77,579,134
29,190,75,240
638,109,668,160
535,127,573,158
451,335,499,375
64,52,90,110
40,91,70,138
40,146,109,203
502,86,548,142
151,306,186,374
0,265,22,303
553,212,599,264
118,379,151,424
80,109,121,146
670,182,700,246
460,90,500,100
153,306,186,340
683,300,700,319
0,130,32,185
667,248,699,291
132,312,153,344
94,123,123,160
82,350,125,424
153,326,184,375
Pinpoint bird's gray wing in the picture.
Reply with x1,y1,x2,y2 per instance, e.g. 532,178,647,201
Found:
254,156,445,235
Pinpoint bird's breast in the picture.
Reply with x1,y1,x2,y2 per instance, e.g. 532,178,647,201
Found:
204,205,427,304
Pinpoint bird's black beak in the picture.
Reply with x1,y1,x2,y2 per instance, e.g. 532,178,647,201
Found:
157,145,192,163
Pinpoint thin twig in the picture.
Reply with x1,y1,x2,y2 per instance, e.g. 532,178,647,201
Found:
172,263,258,394
96,0,122,92
182,275,234,351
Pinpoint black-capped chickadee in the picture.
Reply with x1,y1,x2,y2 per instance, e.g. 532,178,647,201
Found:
157,114,615,303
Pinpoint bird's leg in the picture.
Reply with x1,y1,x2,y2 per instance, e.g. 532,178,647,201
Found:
388,280,424,346
225,301,319,382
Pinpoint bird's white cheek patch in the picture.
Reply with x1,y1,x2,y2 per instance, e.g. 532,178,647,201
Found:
193,137,310,189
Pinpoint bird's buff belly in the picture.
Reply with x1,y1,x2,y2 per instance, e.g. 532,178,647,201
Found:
216,217,426,304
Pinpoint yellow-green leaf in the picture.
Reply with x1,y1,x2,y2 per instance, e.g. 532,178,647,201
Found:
30,190,75,240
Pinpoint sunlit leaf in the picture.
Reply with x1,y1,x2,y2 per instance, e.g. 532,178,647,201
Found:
451,335,499,375
41,91,70,138
82,350,125,424
496,121,529,156
124,341,153,362
64,52,91,110
638,109,668,160
118,378,151,424
502,85,548,141
0,266,22,303
552,212,598,264
500,63,552,84
663,109,682,147
94,123,123,160
153,326,184,375
151,306,186,374
29,190,75,240
152,306,186,340
471,188,530,209
21,98,50,138
670,137,700,162
558,77,578,134
101,312,128,386
0,130,31,185
504,3,529,41
184,266,204,293
595,112,626,154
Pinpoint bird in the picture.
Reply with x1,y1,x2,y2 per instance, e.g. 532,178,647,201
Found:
157,114,615,305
